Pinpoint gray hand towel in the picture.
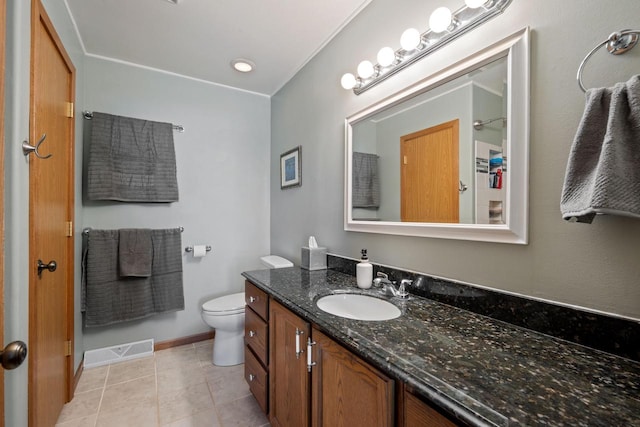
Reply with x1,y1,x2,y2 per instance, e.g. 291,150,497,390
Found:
561,75,640,223
87,112,179,202
119,229,152,277
352,152,380,208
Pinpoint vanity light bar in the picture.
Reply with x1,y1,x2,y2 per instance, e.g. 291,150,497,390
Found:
343,0,513,95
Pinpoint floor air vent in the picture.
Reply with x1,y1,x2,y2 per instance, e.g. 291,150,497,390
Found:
84,338,154,369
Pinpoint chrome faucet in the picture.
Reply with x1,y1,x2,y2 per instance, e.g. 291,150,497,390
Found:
373,272,411,298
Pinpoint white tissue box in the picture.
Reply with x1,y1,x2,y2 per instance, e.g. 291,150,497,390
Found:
301,247,327,270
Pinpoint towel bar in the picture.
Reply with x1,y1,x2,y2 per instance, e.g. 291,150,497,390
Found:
83,226,184,235
577,29,639,92
82,111,184,133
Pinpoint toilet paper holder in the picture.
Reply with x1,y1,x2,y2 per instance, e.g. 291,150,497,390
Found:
185,245,212,253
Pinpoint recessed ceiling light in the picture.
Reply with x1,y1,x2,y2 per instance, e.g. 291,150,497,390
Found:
231,59,255,73
163,0,180,4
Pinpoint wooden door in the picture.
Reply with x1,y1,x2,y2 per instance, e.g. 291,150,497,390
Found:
269,300,311,427
400,120,459,223
0,0,6,423
311,328,394,427
28,1,75,426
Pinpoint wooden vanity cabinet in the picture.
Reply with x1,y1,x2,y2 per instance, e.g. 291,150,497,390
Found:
312,328,394,427
269,299,311,427
402,387,459,427
244,281,269,414
269,300,394,427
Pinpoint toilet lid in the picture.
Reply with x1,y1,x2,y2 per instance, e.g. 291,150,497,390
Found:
202,292,246,313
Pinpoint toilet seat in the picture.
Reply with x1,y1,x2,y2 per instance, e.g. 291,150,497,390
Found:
202,292,245,315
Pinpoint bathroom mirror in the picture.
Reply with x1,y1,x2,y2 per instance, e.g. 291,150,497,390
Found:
345,28,529,244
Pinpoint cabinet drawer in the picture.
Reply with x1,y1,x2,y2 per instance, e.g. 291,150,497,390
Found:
245,306,268,364
245,346,268,414
245,281,268,321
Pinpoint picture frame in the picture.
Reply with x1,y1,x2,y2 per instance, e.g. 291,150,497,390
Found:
280,146,301,189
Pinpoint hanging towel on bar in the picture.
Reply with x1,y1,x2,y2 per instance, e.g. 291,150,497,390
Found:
87,112,179,202
352,152,380,208
119,229,152,277
561,75,640,223
82,228,184,327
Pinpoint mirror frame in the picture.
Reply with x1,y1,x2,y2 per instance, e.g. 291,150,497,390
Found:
344,27,529,244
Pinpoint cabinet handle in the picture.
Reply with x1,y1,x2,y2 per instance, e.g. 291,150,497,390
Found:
248,374,256,382
249,296,257,303
295,329,304,359
249,330,256,338
307,337,316,372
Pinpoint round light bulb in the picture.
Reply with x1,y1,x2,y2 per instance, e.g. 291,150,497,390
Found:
377,47,396,67
357,60,375,79
429,7,452,33
341,73,357,90
465,0,487,8
400,28,421,51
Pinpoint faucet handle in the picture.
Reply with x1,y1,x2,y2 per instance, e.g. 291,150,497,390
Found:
398,279,412,298
376,272,388,279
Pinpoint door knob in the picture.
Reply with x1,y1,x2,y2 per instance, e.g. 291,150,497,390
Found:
37,259,57,277
1,341,28,370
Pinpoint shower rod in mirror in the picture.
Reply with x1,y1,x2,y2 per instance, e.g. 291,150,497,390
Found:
340,0,513,95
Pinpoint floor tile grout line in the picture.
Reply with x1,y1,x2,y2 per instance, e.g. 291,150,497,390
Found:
93,364,110,427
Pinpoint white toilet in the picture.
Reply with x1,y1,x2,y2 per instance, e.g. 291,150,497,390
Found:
201,255,293,366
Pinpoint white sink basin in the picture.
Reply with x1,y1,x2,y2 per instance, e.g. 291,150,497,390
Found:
316,294,401,321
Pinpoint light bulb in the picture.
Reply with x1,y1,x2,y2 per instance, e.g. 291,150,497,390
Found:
400,28,421,51
357,60,375,79
465,0,488,8
341,73,357,90
377,47,396,67
429,7,452,33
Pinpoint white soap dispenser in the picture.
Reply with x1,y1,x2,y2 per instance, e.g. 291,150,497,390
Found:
356,249,373,289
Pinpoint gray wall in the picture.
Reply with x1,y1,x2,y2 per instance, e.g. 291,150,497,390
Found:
81,57,271,351
271,0,640,320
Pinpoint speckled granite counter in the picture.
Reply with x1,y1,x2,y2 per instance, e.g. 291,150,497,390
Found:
242,267,640,427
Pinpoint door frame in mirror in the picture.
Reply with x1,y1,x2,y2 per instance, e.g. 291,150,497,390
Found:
344,27,529,244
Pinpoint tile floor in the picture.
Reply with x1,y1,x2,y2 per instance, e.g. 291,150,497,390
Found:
55,340,270,427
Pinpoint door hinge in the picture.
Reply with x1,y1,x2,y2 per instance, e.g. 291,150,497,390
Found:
403,155,408,165
65,340,72,357
66,221,73,237
65,102,74,118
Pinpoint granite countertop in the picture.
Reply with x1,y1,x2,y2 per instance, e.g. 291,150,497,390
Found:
242,267,640,427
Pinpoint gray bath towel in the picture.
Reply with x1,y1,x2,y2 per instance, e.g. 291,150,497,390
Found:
352,152,380,208
561,75,640,223
119,229,152,277
87,112,179,202
82,228,184,327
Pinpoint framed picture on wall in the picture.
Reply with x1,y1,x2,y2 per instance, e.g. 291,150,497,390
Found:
280,146,301,189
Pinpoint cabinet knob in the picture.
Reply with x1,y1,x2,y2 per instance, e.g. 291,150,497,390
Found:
248,374,256,382
249,296,257,303
249,330,256,338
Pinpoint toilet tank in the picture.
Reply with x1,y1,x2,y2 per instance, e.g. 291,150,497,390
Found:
260,255,293,269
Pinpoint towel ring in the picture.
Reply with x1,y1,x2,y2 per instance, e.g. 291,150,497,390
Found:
577,29,639,93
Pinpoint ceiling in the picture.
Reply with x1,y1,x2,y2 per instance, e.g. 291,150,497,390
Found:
65,0,372,96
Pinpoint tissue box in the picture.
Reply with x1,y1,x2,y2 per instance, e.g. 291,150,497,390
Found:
301,247,327,270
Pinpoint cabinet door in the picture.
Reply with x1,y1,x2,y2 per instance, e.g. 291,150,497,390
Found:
311,328,394,427
269,300,311,427
404,391,458,427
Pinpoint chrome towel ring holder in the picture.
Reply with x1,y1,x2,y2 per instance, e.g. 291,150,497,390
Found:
577,29,639,93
